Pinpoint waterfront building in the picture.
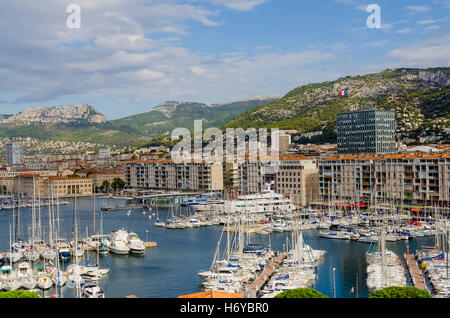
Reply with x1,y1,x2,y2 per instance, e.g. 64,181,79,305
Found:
337,108,396,155
15,175,47,197
124,160,223,192
0,177,15,194
125,157,319,208
237,161,264,194
319,153,450,206
275,156,319,207
47,176,93,196
15,175,93,197
0,167,17,178
78,170,125,189
6,142,23,165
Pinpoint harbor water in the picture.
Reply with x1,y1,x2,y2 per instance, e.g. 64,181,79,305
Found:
0,197,435,298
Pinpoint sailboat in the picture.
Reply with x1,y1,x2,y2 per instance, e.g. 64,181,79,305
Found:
153,202,166,227
67,196,85,297
365,228,407,291
96,207,109,255
2,224,21,291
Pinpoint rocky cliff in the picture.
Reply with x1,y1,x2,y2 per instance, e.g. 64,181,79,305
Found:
1,104,107,124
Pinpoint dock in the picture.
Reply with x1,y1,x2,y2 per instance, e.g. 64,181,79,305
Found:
101,204,143,211
246,252,287,297
404,253,427,290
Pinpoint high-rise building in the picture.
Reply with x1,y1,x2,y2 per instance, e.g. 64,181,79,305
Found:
6,142,23,166
337,108,396,155
98,148,111,159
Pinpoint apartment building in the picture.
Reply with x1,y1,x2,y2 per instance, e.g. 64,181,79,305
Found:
319,153,450,205
124,160,224,192
238,161,263,194
275,156,319,207
125,157,319,207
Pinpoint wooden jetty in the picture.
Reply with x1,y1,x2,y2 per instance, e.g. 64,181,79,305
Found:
143,241,157,248
404,253,427,290
246,252,287,298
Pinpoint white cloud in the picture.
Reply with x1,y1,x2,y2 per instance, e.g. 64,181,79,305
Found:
0,0,347,111
405,5,431,13
365,40,389,48
386,32,450,67
195,0,268,11
396,28,412,34
424,25,440,31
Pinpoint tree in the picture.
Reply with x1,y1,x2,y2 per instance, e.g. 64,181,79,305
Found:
111,178,125,191
274,288,329,298
101,180,110,193
0,290,40,298
369,286,432,298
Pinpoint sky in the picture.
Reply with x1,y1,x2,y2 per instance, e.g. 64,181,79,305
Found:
0,0,449,120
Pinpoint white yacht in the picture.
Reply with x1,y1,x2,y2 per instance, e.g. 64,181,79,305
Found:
233,185,296,215
109,229,131,255
319,231,353,240
81,284,105,298
126,232,146,255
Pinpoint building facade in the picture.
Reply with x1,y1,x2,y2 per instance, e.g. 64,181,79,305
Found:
124,160,224,192
319,153,450,205
274,156,319,207
125,158,319,208
47,177,93,196
337,108,396,155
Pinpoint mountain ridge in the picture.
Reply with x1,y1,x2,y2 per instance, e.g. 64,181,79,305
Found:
224,67,450,144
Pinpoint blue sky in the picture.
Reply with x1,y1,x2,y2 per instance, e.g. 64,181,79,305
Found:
0,0,448,119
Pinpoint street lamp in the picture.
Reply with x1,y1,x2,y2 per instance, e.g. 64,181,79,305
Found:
333,268,336,298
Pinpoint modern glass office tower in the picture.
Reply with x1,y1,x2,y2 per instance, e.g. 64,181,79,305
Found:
337,108,396,155
6,142,24,165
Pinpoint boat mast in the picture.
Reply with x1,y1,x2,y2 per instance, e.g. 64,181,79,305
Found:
93,196,96,235
17,176,21,241
48,180,53,246
32,176,36,243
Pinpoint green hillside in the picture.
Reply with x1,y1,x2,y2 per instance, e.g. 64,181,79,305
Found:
0,97,278,149
224,68,450,144
105,98,280,138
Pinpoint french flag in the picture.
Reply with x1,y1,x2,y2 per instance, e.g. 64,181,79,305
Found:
339,88,348,97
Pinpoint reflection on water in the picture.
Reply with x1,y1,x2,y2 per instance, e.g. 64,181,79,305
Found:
0,197,435,298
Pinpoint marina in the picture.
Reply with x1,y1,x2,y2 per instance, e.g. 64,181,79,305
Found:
0,195,447,298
